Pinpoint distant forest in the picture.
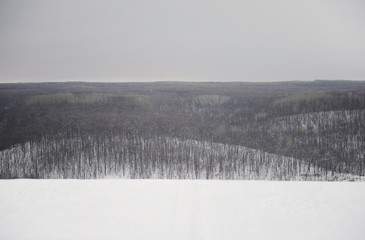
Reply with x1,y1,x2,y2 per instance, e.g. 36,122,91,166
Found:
1,80,365,180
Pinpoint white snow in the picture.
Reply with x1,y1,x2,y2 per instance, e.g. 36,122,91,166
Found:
1,180,365,240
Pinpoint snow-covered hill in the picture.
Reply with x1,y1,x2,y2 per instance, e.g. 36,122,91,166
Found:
1,180,365,240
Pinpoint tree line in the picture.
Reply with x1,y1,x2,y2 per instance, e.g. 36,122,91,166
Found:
0,129,360,180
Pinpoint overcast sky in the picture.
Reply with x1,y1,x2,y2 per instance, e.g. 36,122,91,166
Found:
1,0,364,83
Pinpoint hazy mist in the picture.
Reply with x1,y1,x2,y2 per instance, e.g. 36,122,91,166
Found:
1,0,364,82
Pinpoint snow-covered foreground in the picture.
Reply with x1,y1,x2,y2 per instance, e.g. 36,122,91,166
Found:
1,180,365,240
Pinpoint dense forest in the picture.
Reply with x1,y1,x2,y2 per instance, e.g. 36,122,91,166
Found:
1,80,365,180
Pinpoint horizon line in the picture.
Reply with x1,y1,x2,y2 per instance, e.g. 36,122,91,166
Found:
1,79,365,84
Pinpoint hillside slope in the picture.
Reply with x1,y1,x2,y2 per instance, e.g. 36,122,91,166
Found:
1,81,365,179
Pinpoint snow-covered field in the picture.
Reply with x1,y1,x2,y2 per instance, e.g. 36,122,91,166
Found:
1,180,365,240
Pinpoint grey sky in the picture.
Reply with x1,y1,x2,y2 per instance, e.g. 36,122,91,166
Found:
1,0,364,82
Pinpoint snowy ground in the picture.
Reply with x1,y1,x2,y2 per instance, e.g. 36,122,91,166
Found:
1,180,365,240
